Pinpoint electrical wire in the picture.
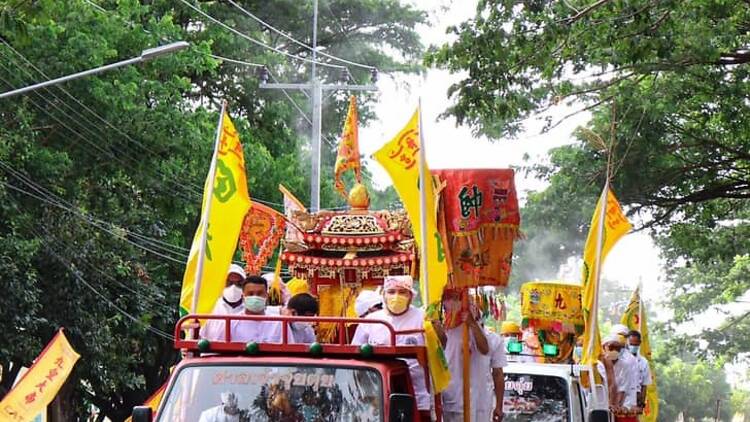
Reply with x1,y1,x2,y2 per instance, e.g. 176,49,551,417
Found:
176,0,345,70
225,0,374,70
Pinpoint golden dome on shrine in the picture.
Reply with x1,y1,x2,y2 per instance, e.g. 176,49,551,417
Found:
347,183,370,210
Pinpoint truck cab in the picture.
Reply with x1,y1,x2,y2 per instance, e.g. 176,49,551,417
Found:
503,362,611,422
132,314,431,422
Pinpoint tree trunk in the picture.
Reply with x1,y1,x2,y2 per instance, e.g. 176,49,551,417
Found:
47,375,76,422
0,360,22,401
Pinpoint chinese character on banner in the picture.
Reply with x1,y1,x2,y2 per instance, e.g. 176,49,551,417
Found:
387,128,419,170
433,169,520,288
0,329,80,422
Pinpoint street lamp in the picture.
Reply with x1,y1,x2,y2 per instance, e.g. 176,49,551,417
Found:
0,41,190,99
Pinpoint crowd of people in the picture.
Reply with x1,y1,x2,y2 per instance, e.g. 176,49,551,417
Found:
198,265,651,422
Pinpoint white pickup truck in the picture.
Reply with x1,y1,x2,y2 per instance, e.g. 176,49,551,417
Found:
503,362,612,422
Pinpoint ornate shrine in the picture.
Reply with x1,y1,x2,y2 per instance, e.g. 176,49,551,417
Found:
279,184,416,295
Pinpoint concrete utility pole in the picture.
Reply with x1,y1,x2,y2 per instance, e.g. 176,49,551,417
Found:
259,0,376,212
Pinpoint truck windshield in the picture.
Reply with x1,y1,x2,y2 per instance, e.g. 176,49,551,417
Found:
157,364,383,422
503,374,569,422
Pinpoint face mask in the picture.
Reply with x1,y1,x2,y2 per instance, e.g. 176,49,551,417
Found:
223,285,243,306
385,294,410,315
244,296,266,313
605,350,620,361
574,346,583,360
629,345,640,355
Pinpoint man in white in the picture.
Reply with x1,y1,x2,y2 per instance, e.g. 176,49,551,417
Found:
597,333,638,412
198,391,242,422
200,264,246,341
230,275,285,343
438,289,507,422
612,324,642,409
351,275,431,422
627,330,653,408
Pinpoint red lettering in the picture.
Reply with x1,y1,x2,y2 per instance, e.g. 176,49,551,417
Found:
46,368,59,382
24,392,37,404
36,380,47,393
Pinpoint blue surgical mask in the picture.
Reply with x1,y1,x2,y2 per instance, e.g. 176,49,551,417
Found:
629,345,640,355
244,296,266,313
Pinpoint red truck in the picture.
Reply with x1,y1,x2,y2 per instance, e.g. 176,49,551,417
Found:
131,314,435,422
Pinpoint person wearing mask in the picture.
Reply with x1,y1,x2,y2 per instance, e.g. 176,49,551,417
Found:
612,324,641,408
439,289,496,422
597,333,638,419
627,330,652,408
351,276,431,422
230,275,285,343
284,292,319,344
200,264,246,341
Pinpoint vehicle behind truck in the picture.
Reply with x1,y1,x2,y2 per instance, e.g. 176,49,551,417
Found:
504,362,612,422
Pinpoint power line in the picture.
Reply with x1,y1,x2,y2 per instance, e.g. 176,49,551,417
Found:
0,46,204,202
27,224,176,341
175,0,345,70
225,0,374,70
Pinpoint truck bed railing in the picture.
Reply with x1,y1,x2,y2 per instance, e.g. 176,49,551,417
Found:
175,314,428,363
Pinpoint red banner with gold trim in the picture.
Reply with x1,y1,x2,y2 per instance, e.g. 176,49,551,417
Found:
432,169,520,287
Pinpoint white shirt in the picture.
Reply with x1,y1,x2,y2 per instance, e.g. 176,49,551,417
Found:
351,306,430,410
634,354,653,391
229,311,285,343
198,405,240,422
597,351,639,409
200,298,244,341
442,326,508,412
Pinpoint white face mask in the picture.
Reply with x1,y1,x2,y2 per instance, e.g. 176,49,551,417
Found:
223,285,243,305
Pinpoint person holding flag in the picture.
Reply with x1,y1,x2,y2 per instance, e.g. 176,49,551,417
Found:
621,287,658,420
627,330,652,408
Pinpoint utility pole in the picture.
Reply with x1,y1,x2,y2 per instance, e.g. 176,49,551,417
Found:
259,0,377,212
715,399,721,422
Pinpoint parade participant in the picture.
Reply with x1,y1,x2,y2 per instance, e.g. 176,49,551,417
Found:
230,276,284,343
354,289,383,318
500,321,522,342
198,391,242,422
440,289,506,422
612,324,641,407
284,293,319,344
486,329,507,422
200,264,246,341
597,333,638,418
627,330,652,407
351,275,431,421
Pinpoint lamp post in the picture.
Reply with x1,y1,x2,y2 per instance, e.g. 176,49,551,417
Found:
0,41,189,99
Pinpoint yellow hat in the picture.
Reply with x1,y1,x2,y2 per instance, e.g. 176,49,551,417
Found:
286,277,309,297
500,321,522,335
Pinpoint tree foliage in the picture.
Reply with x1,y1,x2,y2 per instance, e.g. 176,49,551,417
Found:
428,0,750,361
0,0,425,419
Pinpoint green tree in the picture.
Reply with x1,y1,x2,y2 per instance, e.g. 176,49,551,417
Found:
0,0,426,420
427,0,750,359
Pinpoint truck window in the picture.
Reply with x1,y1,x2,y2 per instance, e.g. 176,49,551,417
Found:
503,374,569,422
157,364,383,422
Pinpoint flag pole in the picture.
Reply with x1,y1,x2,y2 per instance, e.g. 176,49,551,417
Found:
417,97,430,305
191,101,227,314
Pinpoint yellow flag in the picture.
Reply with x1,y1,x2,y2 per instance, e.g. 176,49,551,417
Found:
423,320,451,392
0,329,80,422
180,112,252,316
373,109,448,308
621,287,659,422
580,187,632,365
334,96,361,197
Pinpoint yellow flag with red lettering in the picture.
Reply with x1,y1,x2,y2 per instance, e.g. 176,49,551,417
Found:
334,96,361,197
621,287,659,422
580,187,632,365
373,109,448,308
0,329,80,422
180,111,252,316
